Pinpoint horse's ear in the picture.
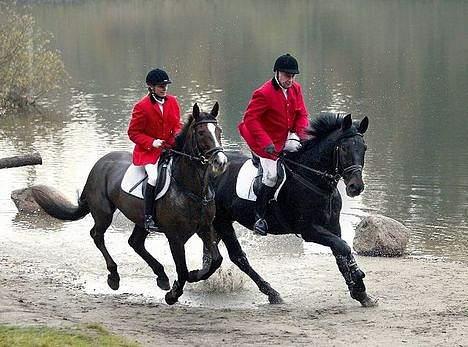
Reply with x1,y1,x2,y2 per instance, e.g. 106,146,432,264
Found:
193,103,200,121
342,114,352,130
211,102,219,118
358,116,369,134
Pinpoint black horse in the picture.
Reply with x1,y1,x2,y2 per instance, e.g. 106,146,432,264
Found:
210,113,378,306
32,103,228,305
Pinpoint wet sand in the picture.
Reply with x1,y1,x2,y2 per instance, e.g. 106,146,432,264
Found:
1,253,467,346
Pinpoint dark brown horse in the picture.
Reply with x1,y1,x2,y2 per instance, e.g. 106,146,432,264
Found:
208,113,378,306
32,103,228,305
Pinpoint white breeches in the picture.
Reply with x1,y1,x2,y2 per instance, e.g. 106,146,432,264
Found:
259,157,278,187
145,162,159,186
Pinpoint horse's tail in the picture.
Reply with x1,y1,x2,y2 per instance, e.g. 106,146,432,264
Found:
31,184,90,221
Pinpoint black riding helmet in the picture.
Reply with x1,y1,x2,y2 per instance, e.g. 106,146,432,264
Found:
273,53,300,74
146,68,172,86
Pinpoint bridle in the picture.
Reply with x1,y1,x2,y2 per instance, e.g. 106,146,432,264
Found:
332,132,364,180
280,132,364,193
167,117,224,209
167,118,224,165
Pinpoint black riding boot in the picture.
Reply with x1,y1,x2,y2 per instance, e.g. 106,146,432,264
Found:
254,184,275,236
144,183,158,232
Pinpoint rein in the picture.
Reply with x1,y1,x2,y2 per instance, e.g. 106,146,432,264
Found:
279,132,364,194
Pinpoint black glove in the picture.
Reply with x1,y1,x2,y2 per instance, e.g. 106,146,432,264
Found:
264,144,275,154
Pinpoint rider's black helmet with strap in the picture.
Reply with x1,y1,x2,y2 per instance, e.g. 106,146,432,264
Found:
273,53,300,74
146,68,172,86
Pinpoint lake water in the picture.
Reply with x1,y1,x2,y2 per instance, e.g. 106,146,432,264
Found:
1,0,467,305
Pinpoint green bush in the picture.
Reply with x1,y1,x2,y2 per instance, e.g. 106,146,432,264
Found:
0,2,68,112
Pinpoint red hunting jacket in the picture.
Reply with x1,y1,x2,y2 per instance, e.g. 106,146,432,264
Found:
238,79,309,159
128,94,181,166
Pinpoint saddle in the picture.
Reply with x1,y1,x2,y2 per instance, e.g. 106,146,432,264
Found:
235,157,286,201
121,157,173,200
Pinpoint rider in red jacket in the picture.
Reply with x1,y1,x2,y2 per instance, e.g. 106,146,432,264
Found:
238,54,309,235
128,68,181,231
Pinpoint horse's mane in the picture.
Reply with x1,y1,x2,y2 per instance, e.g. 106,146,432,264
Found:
174,115,193,151
307,113,345,139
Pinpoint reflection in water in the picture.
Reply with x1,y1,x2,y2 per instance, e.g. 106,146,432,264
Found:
1,0,467,291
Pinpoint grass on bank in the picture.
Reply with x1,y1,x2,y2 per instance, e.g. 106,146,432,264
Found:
0,323,140,347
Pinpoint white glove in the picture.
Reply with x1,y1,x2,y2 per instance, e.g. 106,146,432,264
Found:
284,132,302,152
152,139,165,148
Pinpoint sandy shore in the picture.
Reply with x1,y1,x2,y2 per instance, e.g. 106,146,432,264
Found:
1,253,467,346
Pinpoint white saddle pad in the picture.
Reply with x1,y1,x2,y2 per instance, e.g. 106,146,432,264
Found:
121,159,172,200
235,159,286,201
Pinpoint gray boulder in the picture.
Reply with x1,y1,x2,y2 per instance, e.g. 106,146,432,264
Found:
354,214,410,257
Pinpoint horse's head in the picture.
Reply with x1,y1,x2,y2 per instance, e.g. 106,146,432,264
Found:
334,114,369,197
187,102,228,175
298,113,369,197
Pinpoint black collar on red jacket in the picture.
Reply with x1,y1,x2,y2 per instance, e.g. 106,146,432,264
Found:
271,77,281,90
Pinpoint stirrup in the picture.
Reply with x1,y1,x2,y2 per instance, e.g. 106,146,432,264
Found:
254,218,268,236
144,216,159,232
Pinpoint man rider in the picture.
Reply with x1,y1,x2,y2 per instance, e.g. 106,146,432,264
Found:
238,53,309,235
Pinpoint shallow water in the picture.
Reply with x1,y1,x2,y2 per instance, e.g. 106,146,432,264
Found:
1,0,467,307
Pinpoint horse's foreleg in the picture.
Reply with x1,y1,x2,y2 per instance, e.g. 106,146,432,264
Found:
333,251,377,306
128,225,170,291
90,212,120,290
188,226,223,283
165,238,189,305
303,225,378,307
216,220,283,304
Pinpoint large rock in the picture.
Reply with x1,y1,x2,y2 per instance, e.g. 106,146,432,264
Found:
11,187,45,214
354,214,410,257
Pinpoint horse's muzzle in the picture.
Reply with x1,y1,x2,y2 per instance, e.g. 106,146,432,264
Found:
346,182,364,197
345,174,365,197
211,152,228,175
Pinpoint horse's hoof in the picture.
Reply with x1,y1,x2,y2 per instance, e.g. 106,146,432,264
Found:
360,293,379,307
107,274,120,291
268,293,284,304
165,292,178,305
157,276,170,291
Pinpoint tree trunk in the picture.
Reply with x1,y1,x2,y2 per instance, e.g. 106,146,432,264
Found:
0,153,42,169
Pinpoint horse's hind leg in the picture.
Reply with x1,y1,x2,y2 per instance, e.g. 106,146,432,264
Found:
215,219,283,304
128,224,170,291
303,225,378,307
165,237,190,305
188,226,223,283
89,211,120,290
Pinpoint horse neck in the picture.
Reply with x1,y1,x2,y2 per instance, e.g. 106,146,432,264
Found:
172,155,209,195
300,139,336,174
